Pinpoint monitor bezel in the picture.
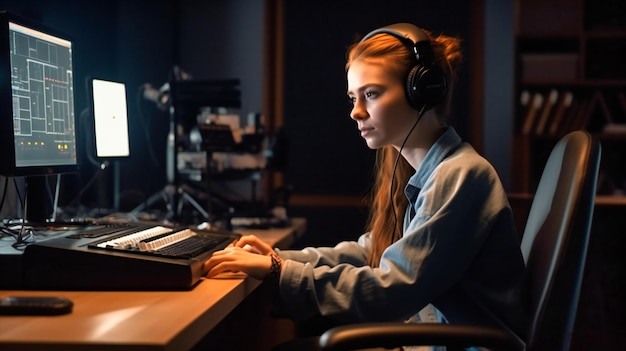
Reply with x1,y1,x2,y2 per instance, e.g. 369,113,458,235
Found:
0,10,80,177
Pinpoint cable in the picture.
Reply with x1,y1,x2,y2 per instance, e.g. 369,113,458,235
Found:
389,106,427,238
11,177,34,248
51,174,61,222
79,108,102,168
66,162,108,209
0,176,8,215
13,177,24,217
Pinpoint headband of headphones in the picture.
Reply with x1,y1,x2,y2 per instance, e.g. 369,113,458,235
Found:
362,23,429,47
360,23,447,111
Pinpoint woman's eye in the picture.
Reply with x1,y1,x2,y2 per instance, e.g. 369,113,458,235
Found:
348,96,356,104
365,91,377,99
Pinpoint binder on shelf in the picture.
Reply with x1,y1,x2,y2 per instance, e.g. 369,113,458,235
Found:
560,97,585,134
571,93,601,131
519,89,623,136
521,91,544,135
535,89,559,136
561,91,617,134
548,91,574,136
518,90,531,132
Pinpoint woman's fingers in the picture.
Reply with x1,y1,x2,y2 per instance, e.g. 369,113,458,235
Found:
235,235,274,255
210,246,240,256
204,261,241,278
204,247,241,269
234,235,260,248
242,244,262,254
204,249,272,280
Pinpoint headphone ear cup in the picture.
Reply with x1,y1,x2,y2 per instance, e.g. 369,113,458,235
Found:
406,64,448,112
406,65,424,111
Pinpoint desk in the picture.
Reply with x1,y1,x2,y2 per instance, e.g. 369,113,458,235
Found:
0,219,305,351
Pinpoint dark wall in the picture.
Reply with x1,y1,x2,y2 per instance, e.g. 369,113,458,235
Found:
177,0,264,117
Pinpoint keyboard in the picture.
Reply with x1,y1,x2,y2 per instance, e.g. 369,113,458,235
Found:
89,226,232,259
21,223,241,290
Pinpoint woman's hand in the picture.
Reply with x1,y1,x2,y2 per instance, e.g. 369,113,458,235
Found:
204,246,272,280
233,235,276,256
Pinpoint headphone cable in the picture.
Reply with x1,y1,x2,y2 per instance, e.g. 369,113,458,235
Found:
390,106,427,238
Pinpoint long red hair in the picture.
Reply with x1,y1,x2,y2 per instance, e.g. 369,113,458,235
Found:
346,28,463,267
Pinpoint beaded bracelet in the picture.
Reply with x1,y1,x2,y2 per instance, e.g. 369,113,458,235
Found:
266,253,282,281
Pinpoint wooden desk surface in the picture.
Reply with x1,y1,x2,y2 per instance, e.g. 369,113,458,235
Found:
0,219,305,351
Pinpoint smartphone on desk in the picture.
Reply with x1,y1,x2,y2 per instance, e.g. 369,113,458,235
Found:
0,296,73,316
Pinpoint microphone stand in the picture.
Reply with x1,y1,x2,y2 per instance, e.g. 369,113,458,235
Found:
131,83,208,223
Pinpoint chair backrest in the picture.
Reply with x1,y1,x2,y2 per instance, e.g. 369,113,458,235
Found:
520,130,601,351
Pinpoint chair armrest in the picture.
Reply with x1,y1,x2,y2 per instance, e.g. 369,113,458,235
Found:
319,323,523,351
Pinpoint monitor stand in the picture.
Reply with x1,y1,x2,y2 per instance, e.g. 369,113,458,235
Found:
24,175,52,225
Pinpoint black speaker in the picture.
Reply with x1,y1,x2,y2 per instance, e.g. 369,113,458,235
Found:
361,23,448,112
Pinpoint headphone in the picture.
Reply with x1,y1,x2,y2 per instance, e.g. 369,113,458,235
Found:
361,23,448,112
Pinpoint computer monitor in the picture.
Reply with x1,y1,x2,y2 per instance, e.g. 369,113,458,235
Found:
85,77,130,212
0,11,78,177
88,78,130,159
0,11,78,223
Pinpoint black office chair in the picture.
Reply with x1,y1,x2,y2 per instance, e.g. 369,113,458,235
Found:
321,130,601,350
274,130,601,351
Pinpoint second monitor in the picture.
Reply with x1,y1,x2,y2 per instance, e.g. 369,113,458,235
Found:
88,78,130,159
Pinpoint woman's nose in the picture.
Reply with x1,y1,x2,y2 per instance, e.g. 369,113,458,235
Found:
350,100,367,120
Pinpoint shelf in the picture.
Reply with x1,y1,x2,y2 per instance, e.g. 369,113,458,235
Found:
595,195,626,206
520,80,626,88
584,30,626,38
508,193,626,206
513,0,626,195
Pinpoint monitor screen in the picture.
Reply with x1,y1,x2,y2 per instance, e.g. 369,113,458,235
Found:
89,78,130,158
0,11,78,177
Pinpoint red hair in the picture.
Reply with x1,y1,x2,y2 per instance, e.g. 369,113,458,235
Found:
346,28,463,267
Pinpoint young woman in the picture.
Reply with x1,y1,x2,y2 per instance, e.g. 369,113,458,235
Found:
204,23,527,348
